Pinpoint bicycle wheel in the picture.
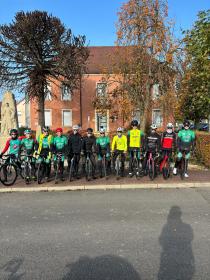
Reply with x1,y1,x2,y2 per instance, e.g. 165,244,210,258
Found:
0,164,18,186
180,158,185,180
24,162,30,184
69,158,74,182
85,158,92,181
132,158,139,178
102,156,107,178
162,160,170,180
148,160,155,181
37,162,45,184
54,161,59,184
115,157,120,180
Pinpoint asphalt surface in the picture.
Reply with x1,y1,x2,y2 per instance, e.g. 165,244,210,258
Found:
0,189,210,279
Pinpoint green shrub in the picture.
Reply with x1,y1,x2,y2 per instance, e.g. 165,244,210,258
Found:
195,131,210,168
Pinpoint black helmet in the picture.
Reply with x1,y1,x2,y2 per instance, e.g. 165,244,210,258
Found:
87,127,93,133
131,120,138,127
10,129,18,135
42,126,50,132
183,120,190,127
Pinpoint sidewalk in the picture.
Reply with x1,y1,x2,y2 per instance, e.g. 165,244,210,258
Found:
0,170,209,193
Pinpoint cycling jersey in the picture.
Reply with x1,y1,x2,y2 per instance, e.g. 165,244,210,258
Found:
96,136,110,150
53,135,67,152
127,129,144,148
68,133,83,154
177,129,195,150
21,138,36,155
161,131,176,150
82,135,96,153
37,134,53,153
1,138,22,156
144,132,161,152
111,135,127,152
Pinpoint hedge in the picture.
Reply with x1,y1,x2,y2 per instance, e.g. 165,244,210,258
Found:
195,132,210,168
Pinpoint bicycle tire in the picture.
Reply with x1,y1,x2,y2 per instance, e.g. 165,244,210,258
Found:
85,158,92,181
102,156,107,178
115,156,120,180
69,157,74,182
148,159,155,181
37,162,45,184
162,160,170,180
0,164,18,186
180,158,185,180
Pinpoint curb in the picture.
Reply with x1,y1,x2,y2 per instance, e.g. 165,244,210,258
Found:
0,182,210,193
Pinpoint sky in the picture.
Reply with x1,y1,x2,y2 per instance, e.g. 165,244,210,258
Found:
0,0,209,46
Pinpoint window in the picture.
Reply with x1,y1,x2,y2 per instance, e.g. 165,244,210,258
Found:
152,84,160,100
44,109,52,126
132,110,141,124
96,112,108,131
45,83,52,101
62,110,72,127
96,83,107,97
61,84,71,101
17,111,22,117
152,109,163,127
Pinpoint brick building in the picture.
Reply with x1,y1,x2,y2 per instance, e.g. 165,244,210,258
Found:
28,46,174,132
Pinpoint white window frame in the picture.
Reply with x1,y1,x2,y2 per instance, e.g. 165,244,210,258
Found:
95,110,109,132
44,109,52,127
152,109,163,127
62,109,72,127
61,84,72,101
96,82,107,97
45,83,52,101
152,84,160,100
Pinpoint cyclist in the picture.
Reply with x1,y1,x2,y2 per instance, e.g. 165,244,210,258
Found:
159,123,176,172
81,128,97,179
143,124,161,175
36,126,53,181
67,125,83,179
0,128,22,168
52,128,68,181
111,127,127,177
20,129,37,182
96,128,111,177
173,120,195,178
127,120,144,177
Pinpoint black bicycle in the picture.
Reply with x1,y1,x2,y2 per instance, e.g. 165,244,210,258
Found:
54,152,65,184
69,153,79,182
98,153,109,179
20,154,36,184
0,154,24,186
85,152,94,181
130,149,144,179
37,153,50,184
113,152,124,180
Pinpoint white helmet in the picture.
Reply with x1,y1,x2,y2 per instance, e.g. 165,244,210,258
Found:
99,128,106,133
151,124,157,130
72,125,79,130
167,122,173,129
117,127,123,132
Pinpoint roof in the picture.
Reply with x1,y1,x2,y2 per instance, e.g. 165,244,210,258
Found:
86,46,127,74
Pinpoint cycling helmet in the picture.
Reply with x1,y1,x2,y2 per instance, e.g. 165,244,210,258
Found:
72,125,79,130
117,127,123,132
56,127,63,133
42,126,50,132
99,128,106,133
87,127,93,133
167,123,173,129
24,129,32,134
10,129,18,135
151,124,157,130
183,120,190,127
131,120,138,127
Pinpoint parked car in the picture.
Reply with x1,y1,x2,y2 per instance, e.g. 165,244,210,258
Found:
197,123,209,131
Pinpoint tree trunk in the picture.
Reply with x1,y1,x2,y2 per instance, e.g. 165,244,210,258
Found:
37,94,45,128
140,83,151,132
208,115,210,133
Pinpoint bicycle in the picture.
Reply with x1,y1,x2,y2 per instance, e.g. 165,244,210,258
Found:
54,152,65,184
99,153,109,179
146,152,159,181
69,153,79,182
130,149,144,179
84,152,94,181
113,152,125,180
0,154,24,186
36,153,50,184
20,154,37,184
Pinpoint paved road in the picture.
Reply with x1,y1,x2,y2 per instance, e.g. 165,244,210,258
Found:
0,189,210,279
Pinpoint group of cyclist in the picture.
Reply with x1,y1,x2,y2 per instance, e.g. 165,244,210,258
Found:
0,118,195,183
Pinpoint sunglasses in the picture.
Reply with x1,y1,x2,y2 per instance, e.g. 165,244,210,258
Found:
11,133,17,135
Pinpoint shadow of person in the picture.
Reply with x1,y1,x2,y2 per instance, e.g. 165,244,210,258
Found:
1,257,24,280
158,206,195,280
62,254,141,280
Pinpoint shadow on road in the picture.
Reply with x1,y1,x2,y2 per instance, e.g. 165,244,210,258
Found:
158,206,195,280
1,257,24,280
62,255,141,280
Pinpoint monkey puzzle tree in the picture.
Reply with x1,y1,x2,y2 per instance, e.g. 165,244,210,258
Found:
0,11,89,127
